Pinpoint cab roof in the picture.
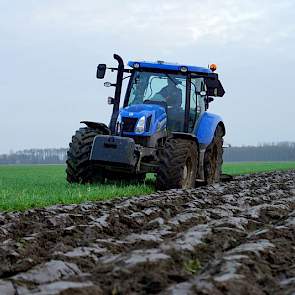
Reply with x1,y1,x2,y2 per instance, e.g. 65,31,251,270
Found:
128,60,213,75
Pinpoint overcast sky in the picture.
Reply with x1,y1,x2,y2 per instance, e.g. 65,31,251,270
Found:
0,0,294,154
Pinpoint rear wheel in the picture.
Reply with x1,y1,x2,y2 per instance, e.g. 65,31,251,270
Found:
156,138,198,190
66,127,106,184
204,125,224,184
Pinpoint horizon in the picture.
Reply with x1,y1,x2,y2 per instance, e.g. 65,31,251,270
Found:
2,141,295,156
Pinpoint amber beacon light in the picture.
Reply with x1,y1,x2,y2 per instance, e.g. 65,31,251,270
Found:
210,64,217,72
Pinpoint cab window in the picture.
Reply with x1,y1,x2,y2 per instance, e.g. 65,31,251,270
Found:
189,77,206,131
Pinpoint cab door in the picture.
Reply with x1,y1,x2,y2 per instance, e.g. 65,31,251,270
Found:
189,77,206,132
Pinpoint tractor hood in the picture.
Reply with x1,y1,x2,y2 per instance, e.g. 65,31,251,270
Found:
118,104,167,136
121,104,166,118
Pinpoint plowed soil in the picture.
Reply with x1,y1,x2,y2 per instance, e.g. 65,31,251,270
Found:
0,170,295,295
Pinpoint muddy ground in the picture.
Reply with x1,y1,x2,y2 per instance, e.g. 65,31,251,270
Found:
0,171,295,295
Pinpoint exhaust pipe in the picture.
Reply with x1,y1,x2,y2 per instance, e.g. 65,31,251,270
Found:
109,54,124,134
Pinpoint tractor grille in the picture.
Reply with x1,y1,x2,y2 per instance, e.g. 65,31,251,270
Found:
122,117,138,132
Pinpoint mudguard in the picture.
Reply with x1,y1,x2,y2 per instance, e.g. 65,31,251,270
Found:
195,112,225,145
81,121,110,134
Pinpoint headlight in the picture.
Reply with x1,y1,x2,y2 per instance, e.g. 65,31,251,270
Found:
116,114,122,133
135,116,146,133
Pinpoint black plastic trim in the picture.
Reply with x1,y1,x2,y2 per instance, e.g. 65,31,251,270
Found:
80,121,110,134
183,74,191,133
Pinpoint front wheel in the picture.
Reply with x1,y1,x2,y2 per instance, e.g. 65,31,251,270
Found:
66,127,105,184
156,138,198,190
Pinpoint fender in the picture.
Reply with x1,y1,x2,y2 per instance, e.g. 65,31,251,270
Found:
80,121,111,135
194,112,225,146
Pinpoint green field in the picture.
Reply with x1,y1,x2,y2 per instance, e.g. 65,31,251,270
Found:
0,162,295,212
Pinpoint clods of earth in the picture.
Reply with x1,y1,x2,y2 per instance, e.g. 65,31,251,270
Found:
0,170,295,294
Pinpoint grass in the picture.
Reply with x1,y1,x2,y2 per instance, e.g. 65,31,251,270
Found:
0,165,154,212
223,161,295,175
184,259,202,274
0,161,295,212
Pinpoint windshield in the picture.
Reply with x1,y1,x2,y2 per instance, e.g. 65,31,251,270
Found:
126,71,186,109
125,71,187,132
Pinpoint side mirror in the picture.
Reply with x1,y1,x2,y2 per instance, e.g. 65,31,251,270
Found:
96,64,106,79
204,77,225,97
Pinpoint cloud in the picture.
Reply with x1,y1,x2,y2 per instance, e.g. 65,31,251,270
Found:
1,0,293,52
20,0,293,49
0,0,295,153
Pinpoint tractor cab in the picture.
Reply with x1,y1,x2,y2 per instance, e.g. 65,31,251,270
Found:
102,58,224,142
123,66,208,133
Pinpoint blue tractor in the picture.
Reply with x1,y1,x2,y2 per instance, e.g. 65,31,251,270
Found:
66,54,226,190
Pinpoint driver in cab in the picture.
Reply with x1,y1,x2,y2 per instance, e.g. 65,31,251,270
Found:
154,79,182,108
154,78,184,131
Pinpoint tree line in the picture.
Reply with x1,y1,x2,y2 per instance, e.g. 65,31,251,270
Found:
0,148,68,164
223,142,295,162
0,142,294,164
